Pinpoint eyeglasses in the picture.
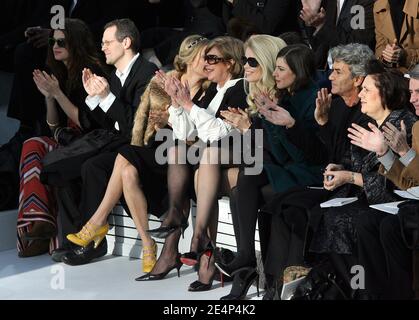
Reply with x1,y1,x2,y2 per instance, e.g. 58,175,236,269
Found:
241,56,259,68
101,39,118,48
204,54,227,65
48,38,66,48
187,37,207,49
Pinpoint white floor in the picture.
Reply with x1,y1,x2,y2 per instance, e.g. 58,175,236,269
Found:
0,249,262,300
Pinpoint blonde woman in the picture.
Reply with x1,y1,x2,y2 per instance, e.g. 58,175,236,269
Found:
65,35,210,275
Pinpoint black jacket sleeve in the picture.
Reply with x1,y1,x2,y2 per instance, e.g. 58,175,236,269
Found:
106,60,158,138
313,0,376,50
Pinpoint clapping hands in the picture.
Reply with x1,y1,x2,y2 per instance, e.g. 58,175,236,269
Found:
254,92,295,128
300,0,326,28
33,69,61,98
348,121,410,157
82,68,110,99
220,107,251,132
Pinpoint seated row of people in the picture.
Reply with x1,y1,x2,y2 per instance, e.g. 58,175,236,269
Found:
15,16,419,300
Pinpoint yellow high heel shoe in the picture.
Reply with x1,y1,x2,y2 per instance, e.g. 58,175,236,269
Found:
66,222,109,248
142,240,157,273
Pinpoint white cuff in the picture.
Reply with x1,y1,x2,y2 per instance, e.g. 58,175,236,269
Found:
99,92,116,113
399,149,416,167
168,105,184,116
378,149,396,171
85,95,101,111
189,104,200,122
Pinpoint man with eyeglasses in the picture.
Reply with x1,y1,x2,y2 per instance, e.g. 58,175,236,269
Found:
53,18,157,266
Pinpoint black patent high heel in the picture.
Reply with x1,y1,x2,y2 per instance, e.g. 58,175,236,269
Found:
180,241,214,267
188,252,224,292
220,268,259,300
135,255,183,281
147,219,189,239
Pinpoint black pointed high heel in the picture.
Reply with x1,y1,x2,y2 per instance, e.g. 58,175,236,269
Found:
147,220,189,239
188,271,224,292
220,268,259,300
180,241,215,266
135,256,183,281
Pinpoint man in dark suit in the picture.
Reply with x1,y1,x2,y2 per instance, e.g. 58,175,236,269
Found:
222,0,299,36
300,0,376,69
53,19,157,265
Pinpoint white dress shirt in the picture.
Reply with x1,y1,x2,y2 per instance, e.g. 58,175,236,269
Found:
168,78,242,143
85,53,140,131
336,0,346,23
69,0,78,16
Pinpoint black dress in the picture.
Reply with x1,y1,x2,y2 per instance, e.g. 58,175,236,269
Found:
116,87,208,218
309,109,418,255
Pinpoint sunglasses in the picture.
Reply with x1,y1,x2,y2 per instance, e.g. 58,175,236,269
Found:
204,54,227,65
48,38,66,48
241,56,259,68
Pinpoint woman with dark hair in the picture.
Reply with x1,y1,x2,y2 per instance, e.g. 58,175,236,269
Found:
16,18,107,258
215,44,323,300
344,64,419,299
306,60,417,299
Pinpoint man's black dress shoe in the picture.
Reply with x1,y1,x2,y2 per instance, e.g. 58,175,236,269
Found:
62,239,107,266
51,243,78,262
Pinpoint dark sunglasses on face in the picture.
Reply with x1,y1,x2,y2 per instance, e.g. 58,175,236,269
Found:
48,38,66,48
204,54,227,65
241,56,259,68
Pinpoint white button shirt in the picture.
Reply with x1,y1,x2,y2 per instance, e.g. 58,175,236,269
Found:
85,53,140,131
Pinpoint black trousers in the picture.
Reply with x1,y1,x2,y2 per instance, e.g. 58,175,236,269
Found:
380,214,414,299
79,152,118,221
56,152,120,247
258,205,308,280
330,209,408,299
258,188,329,280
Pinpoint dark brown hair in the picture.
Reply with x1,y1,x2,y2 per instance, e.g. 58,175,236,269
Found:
276,44,316,93
104,18,140,53
46,18,105,95
365,60,410,110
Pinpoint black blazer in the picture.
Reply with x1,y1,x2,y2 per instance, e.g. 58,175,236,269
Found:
198,79,248,116
88,55,158,139
309,0,376,68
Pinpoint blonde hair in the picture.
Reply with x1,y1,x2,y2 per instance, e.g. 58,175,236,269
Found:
244,35,287,113
205,36,245,79
173,35,209,73
131,35,210,146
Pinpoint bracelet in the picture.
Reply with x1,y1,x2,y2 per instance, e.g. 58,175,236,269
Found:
349,172,355,184
46,119,60,127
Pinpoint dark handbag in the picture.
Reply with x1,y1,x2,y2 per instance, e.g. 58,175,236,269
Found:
41,129,128,186
291,261,349,300
53,126,81,146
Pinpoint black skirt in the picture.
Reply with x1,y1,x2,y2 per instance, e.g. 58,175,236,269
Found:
118,144,168,218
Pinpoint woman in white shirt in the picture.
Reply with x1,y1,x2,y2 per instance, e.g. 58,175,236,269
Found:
146,36,247,291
